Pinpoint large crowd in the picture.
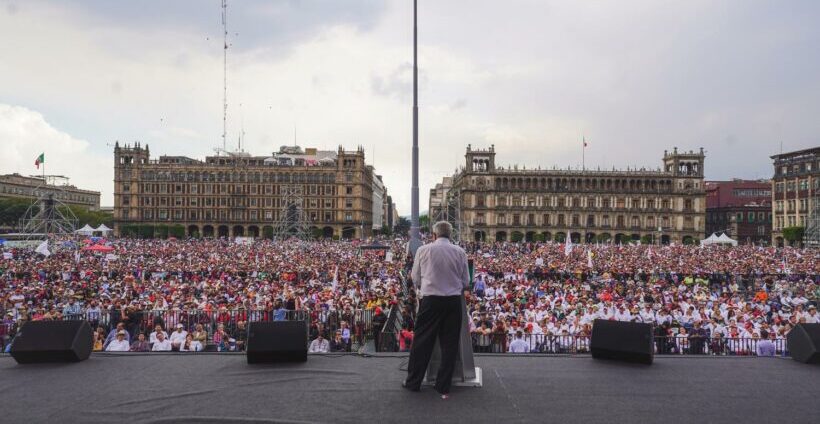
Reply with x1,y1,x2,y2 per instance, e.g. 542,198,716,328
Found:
1,237,818,356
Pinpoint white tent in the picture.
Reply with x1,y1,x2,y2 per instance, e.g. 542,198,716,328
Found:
716,233,738,246
95,224,113,236
701,232,737,246
75,224,95,236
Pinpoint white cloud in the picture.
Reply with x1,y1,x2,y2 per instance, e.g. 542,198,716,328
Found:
0,103,111,204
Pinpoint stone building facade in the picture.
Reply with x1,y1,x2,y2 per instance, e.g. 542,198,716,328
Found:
770,147,820,247
0,173,100,210
705,180,771,245
435,145,706,244
113,143,383,239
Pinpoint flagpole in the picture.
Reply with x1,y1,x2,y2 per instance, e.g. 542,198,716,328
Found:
582,136,585,171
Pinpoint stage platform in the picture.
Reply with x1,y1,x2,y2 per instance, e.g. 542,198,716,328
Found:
1,353,817,423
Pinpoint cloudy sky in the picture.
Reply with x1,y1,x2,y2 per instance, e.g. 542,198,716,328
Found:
1,0,818,212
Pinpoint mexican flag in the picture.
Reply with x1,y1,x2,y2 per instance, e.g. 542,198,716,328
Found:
35,153,44,169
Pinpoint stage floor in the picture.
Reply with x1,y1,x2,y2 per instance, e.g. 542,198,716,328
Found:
1,353,817,423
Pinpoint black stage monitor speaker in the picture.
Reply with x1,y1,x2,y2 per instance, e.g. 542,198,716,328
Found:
590,319,654,365
787,323,820,364
246,321,308,364
10,320,93,364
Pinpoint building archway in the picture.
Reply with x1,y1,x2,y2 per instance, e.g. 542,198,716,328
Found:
661,235,671,245
598,233,612,244
511,231,524,242
542,231,552,242
262,225,274,239
585,232,596,243
554,232,566,243
232,225,245,237
495,231,507,242
322,226,334,238
202,225,214,238
775,237,784,248
217,225,229,238
570,232,581,243
187,225,200,238
631,234,640,242
614,233,627,244
247,225,260,238
342,227,356,239
525,231,536,242
682,236,695,245
474,231,486,242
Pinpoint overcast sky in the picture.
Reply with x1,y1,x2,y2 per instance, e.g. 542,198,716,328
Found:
1,0,818,212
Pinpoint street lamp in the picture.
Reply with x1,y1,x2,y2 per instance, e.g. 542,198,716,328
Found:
408,0,423,257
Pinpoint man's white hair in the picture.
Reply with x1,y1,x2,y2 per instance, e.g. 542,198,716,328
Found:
433,221,453,238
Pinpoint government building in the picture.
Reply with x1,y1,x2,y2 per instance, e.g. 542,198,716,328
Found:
770,147,819,247
430,145,706,244
113,143,392,239
0,173,100,210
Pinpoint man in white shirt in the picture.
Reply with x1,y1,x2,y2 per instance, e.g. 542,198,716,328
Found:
169,324,188,351
152,331,172,351
106,331,131,352
308,334,329,353
509,331,529,353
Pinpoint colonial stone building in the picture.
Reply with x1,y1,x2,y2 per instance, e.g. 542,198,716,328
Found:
770,147,820,247
0,173,100,210
113,143,384,239
433,145,706,244
705,179,772,245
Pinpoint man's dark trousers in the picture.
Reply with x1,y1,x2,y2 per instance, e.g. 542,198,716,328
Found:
405,295,462,394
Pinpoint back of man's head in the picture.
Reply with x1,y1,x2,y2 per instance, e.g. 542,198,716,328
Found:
433,221,452,239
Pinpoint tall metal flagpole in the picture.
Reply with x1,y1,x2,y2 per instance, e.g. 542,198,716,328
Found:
408,0,422,257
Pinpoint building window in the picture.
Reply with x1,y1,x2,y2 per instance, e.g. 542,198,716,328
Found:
345,213,353,222
345,198,353,208
497,214,506,225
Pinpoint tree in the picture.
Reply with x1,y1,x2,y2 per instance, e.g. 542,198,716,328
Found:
640,235,654,245
394,217,411,237
782,226,805,246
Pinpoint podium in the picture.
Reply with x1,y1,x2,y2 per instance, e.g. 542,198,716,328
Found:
423,296,483,387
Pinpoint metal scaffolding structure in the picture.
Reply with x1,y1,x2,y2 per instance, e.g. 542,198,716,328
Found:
806,191,820,247
270,184,312,240
434,188,468,243
17,177,79,240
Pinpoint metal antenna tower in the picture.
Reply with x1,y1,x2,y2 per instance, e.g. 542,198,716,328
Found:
17,176,79,240
271,184,312,240
221,0,229,152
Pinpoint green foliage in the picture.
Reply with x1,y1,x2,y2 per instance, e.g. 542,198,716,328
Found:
554,233,566,243
263,226,274,239
0,198,35,227
511,231,524,242
533,233,546,242
311,227,324,239
61,205,113,228
168,225,185,238
394,217,410,237
782,226,804,245
640,235,654,245
596,234,611,243
380,225,392,236
682,236,696,245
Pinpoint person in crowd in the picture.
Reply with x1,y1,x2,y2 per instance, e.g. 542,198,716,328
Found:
92,327,106,351
180,334,203,352
169,324,188,351
330,330,348,352
191,324,208,345
152,331,172,351
106,330,130,352
399,324,414,352
756,330,777,357
149,324,167,345
234,321,247,352
104,323,130,350
309,334,330,353
509,330,529,353
217,333,236,352
130,333,150,352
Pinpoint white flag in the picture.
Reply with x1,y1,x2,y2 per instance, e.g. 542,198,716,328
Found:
35,240,50,257
564,237,573,257
332,265,339,290
587,250,594,268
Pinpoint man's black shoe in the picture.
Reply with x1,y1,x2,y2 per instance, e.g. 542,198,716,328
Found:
402,381,420,392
